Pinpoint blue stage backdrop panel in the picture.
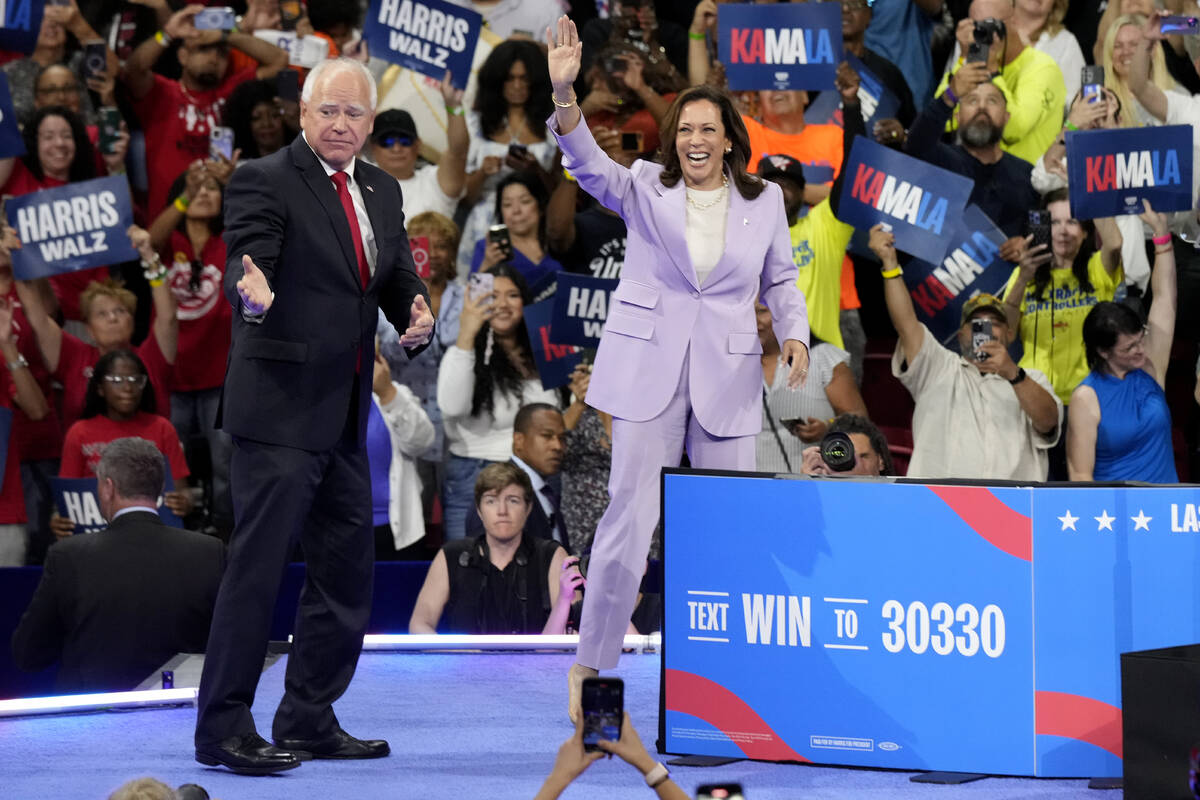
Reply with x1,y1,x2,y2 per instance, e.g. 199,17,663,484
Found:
1032,485,1200,778
662,472,1036,775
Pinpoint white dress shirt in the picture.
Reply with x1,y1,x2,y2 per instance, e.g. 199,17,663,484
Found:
304,131,378,275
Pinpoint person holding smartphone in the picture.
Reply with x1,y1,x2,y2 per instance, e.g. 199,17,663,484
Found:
470,172,564,289
546,16,811,720
869,223,1061,482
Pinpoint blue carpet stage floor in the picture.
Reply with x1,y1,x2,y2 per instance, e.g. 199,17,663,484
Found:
2,651,1105,799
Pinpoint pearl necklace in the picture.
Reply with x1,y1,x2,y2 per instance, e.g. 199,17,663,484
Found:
686,174,729,211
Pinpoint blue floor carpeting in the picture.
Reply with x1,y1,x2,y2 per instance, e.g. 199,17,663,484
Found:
1,651,1107,799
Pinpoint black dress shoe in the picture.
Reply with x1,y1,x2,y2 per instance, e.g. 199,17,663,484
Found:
274,728,390,759
196,733,302,775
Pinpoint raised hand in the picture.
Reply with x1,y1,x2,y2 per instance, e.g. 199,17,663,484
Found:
440,70,465,111
1139,198,1168,238
237,254,274,314
401,294,434,347
835,61,861,105
163,4,204,41
545,16,583,92
126,224,155,262
867,223,897,263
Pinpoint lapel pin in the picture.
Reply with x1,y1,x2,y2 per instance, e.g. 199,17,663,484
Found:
743,217,749,226
366,184,374,192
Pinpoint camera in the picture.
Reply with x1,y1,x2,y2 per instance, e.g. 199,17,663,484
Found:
972,17,1006,46
819,431,856,472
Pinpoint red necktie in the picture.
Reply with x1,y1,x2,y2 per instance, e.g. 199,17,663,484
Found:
331,171,370,289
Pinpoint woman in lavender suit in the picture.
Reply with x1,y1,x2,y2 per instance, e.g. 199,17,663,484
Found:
545,17,812,720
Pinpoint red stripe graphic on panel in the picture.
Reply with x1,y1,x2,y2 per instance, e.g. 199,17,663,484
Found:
665,669,810,762
926,485,1032,561
1035,690,1122,758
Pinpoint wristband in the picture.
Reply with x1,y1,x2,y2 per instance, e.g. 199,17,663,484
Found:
1008,367,1027,385
942,85,958,107
6,353,28,372
643,762,670,788
1065,121,1079,132
446,105,465,116
562,167,576,183
880,266,903,279
154,30,171,47
688,30,705,40
173,195,190,212
1153,233,1172,246
551,91,576,108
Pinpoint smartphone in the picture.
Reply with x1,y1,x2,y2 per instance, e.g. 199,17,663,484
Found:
82,41,107,83
621,131,644,152
581,677,623,752
697,785,745,800
779,417,803,429
507,142,529,160
966,41,988,64
409,235,430,279
209,126,234,160
488,223,513,260
604,55,628,73
1027,209,1051,252
1161,15,1200,35
98,107,122,156
194,7,237,30
971,318,993,360
468,271,494,303
277,69,300,103
1081,65,1105,104
280,0,305,31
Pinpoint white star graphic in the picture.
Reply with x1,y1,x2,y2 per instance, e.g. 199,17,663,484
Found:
1131,510,1152,531
1095,510,1116,531
1058,510,1079,531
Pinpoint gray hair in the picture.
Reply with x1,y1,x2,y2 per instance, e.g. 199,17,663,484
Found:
95,438,166,502
300,57,378,110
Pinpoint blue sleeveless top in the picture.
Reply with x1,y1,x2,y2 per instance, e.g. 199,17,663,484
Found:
1080,368,1177,483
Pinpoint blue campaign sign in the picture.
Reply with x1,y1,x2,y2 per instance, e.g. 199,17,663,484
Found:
7,176,138,280
52,472,184,535
363,0,481,89
719,2,843,91
0,0,45,55
901,205,1014,344
837,135,973,264
804,54,901,131
524,297,583,390
550,272,617,348
662,473,1036,773
0,72,24,159
1066,125,1193,219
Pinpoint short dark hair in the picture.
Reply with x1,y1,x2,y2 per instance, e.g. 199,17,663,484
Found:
95,437,166,502
828,414,893,476
83,349,156,419
1082,301,1144,372
474,461,534,508
307,0,362,32
514,403,561,435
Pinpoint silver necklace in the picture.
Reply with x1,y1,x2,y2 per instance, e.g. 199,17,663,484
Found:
686,174,729,211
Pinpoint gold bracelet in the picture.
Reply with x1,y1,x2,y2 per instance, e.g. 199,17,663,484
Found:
552,91,576,108
880,266,903,279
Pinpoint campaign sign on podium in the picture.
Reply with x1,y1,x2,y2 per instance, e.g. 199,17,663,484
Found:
661,472,1200,777
662,473,1035,774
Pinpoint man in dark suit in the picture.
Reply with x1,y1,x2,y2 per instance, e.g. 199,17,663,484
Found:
194,57,434,775
466,403,569,549
11,437,224,692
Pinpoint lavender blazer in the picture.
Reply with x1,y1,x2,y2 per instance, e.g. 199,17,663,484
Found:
551,119,810,438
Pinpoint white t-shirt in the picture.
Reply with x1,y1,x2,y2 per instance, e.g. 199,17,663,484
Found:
448,0,566,39
398,163,459,221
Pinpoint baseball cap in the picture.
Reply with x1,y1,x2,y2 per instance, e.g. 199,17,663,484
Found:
961,292,1006,325
372,109,418,142
757,153,807,192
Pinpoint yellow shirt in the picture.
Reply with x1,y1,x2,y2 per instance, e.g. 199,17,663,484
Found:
791,199,853,348
1003,251,1122,404
935,46,1066,165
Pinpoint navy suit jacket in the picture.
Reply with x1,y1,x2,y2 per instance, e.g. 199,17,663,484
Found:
11,511,225,692
217,135,431,450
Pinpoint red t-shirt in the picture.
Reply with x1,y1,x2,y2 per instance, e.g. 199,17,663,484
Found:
59,411,190,480
587,93,678,159
5,284,63,461
159,231,231,392
1,160,111,322
133,68,257,216
55,332,172,430
0,386,25,524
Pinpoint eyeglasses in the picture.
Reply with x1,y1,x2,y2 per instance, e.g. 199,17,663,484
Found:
377,134,414,148
103,374,147,388
36,84,80,97
1115,329,1148,356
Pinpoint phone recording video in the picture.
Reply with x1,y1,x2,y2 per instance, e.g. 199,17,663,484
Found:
1027,209,1051,253
971,318,994,361
621,131,644,152
409,236,430,279
467,271,494,304
581,677,623,752
488,223,513,261
1081,65,1104,105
